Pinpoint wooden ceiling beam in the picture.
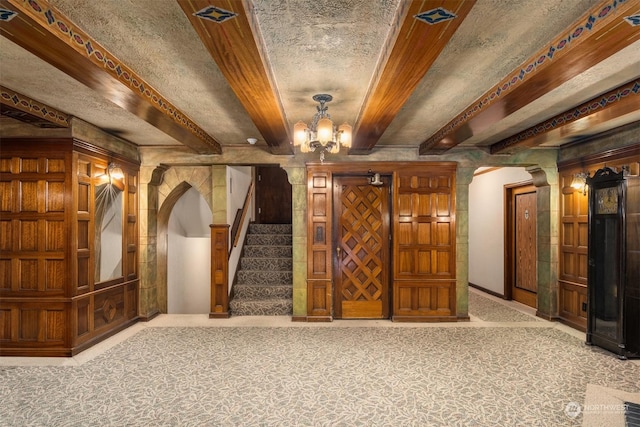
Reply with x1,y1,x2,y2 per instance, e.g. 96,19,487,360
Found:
0,0,221,154
349,0,475,154
420,0,640,155
490,79,640,154
178,0,292,155
1,85,70,128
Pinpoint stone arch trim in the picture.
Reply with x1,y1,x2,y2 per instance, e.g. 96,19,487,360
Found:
141,165,214,314
156,181,194,313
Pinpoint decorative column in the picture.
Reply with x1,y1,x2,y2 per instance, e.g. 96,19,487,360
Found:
528,166,560,320
211,166,227,224
283,166,308,320
138,164,168,320
455,166,475,320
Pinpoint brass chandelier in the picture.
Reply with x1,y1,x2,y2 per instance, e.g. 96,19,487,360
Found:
293,94,352,163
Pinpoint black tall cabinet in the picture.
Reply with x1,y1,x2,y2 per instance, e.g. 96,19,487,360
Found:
586,167,640,359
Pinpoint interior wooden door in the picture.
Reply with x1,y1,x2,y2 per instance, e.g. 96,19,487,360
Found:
512,187,537,308
255,166,292,224
333,175,390,319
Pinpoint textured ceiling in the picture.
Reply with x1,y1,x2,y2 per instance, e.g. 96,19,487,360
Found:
1,0,639,156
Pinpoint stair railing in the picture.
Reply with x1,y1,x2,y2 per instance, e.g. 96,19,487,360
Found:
231,181,254,250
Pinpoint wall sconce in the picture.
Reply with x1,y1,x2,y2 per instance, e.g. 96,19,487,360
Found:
570,172,589,195
247,138,257,145
108,163,125,184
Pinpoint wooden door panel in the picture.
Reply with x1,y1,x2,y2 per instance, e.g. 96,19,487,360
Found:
255,166,292,224
515,192,537,292
334,176,389,319
509,186,537,309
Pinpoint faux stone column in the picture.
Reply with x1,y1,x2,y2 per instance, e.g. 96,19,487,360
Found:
283,166,307,319
211,165,227,224
138,164,168,320
455,167,475,320
528,166,560,320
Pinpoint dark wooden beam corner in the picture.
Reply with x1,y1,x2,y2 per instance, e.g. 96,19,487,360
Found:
0,0,222,154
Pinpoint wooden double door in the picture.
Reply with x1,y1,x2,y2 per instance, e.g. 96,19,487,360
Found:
333,175,390,319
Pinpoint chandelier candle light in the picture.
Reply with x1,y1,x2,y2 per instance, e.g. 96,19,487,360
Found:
293,94,352,163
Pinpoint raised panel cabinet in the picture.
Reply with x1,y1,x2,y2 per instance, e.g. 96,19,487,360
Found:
0,139,140,356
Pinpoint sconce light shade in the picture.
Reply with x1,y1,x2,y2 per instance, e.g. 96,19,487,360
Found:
570,172,588,195
293,121,307,147
338,122,352,148
247,138,258,145
316,117,334,144
108,163,125,180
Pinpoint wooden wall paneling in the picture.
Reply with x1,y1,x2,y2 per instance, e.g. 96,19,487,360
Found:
557,144,640,331
209,224,230,318
0,139,140,356
392,166,457,321
74,153,92,296
126,173,138,281
306,169,333,320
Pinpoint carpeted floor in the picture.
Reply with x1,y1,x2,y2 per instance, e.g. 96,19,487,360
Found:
468,290,542,322
1,292,638,427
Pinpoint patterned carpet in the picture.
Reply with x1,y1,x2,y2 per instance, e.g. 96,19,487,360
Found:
468,290,542,322
2,324,639,426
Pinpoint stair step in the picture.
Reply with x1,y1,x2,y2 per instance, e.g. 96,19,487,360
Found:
240,257,292,271
232,223,293,316
248,223,292,235
243,245,292,258
234,283,292,299
246,234,292,246
237,270,293,285
230,298,292,316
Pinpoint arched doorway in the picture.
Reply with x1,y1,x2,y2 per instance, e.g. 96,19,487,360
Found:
167,187,212,313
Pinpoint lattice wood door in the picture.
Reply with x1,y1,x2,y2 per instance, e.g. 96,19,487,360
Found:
333,176,390,318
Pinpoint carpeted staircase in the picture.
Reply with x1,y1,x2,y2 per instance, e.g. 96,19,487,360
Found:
230,223,293,315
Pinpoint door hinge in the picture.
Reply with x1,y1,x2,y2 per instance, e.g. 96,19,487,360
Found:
258,174,262,181
258,207,262,214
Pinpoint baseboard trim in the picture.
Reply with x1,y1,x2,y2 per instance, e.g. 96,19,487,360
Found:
291,316,307,322
209,311,231,319
392,315,458,322
469,282,507,299
139,310,160,322
535,311,560,322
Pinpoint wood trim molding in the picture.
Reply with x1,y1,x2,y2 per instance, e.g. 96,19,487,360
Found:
557,142,640,171
350,0,474,153
0,0,221,154
490,79,640,153
210,224,230,318
469,282,507,300
420,0,640,154
177,0,292,154
0,85,70,127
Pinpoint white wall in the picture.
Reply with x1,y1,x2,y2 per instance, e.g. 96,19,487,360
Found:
167,188,212,314
468,167,531,295
226,166,253,291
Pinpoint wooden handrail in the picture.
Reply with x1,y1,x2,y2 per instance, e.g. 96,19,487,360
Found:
232,181,254,248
